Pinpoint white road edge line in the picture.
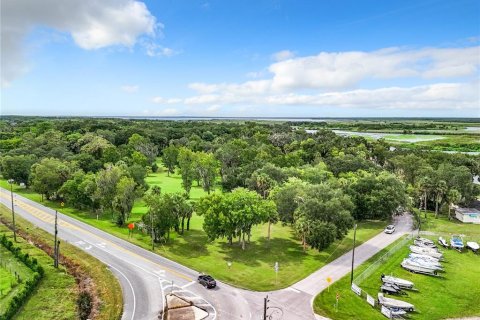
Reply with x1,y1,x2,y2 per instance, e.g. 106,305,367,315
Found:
108,264,136,320
181,281,196,289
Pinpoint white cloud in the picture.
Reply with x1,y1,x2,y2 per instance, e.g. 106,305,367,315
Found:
206,105,221,113
143,42,178,57
151,96,182,104
152,45,479,113
1,0,158,86
268,46,480,90
153,81,479,111
183,46,480,98
246,71,266,79
271,50,295,61
121,85,139,93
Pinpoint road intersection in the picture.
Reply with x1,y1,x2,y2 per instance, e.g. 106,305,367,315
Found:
0,188,412,320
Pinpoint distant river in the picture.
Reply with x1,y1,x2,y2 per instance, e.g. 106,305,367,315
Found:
306,129,445,143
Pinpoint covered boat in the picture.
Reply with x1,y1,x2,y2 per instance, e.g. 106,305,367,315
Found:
466,241,479,253
377,293,415,312
409,245,443,259
438,236,449,248
407,254,442,268
404,257,443,270
401,259,438,275
381,274,414,289
414,237,437,248
450,235,464,251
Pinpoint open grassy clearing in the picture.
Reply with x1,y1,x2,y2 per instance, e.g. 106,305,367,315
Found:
0,264,17,299
0,222,78,320
0,245,35,314
1,172,385,291
314,214,480,320
0,205,123,320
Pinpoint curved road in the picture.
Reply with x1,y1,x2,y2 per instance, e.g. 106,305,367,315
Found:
0,188,412,320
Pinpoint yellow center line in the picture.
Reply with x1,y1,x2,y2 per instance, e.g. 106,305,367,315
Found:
1,191,192,282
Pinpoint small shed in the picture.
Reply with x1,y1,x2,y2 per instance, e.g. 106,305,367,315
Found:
455,207,480,224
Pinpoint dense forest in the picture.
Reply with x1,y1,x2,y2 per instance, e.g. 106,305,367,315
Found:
1,117,479,251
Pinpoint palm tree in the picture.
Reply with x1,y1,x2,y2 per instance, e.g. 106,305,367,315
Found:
417,177,432,218
433,180,447,218
446,189,461,220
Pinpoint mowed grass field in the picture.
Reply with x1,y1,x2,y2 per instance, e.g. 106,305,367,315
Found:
0,205,123,320
0,166,385,291
0,223,77,320
314,213,480,320
0,245,35,315
0,264,17,299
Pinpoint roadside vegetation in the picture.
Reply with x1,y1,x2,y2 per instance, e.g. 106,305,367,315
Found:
0,222,76,320
0,117,478,291
314,212,480,320
0,205,123,320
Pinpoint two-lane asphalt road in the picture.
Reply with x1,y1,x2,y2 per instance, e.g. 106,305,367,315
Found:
0,187,413,320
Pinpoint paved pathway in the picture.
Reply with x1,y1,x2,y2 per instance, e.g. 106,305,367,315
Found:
291,214,413,317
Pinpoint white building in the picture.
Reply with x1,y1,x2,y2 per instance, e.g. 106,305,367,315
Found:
455,207,480,224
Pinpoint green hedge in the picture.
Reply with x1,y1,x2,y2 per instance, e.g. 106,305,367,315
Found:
0,234,44,320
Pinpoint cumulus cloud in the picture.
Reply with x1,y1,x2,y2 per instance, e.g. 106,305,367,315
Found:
268,46,480,90
121,85,139,93
271,50,295,61
1,0,158,86
183,46,480,98
155,46,479,113
152,81,479,111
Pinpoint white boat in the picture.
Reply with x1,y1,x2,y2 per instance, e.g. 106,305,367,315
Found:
450,235,464,251
404,257,443,270
466,241,479,253
408,253,440,264
401,259,438,275
409,245,443,259
414,237,437,248
381,274,414,289
438,237,449,248
407,254,442,268
378,293,415,312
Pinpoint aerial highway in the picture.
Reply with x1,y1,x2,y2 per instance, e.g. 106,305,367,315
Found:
0,187,412,320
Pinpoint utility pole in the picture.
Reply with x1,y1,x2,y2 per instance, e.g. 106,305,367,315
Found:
263,295,269,320
350,223,357,285
56,240,60,267
151,211,155,251
7,179,17,242
54,210,58,268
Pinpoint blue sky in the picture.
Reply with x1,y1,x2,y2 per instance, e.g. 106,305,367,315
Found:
1,0,479,117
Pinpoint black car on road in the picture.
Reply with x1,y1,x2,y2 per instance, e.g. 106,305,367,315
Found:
198,274,216,288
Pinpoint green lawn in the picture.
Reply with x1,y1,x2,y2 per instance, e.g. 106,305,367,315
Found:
0,205,123,320
0,223,78,320
418,210,480,239
0,245,35,314
0,265,17,299
314,214,480,320
0,168,385,291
